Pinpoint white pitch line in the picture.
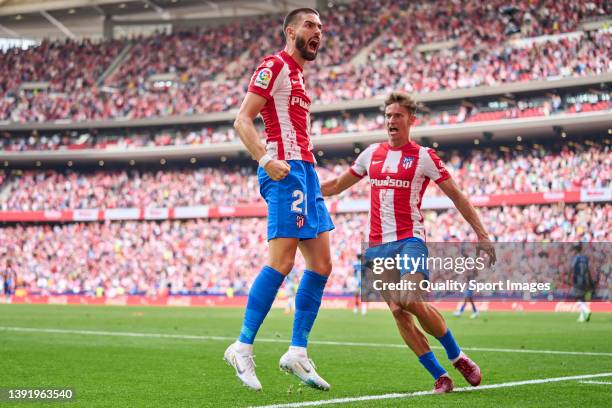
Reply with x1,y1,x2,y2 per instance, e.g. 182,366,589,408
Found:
579,380,612,385
249,372,612,408
1,326,612,357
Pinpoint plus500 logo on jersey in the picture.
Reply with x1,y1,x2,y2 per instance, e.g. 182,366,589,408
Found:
290,96,310,109
370,176,410,188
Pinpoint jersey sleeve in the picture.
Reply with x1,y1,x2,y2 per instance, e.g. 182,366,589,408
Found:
247,56,284,100
422,148,451,184
350,144,376,179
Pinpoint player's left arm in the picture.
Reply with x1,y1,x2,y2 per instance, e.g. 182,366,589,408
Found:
438,177,496,265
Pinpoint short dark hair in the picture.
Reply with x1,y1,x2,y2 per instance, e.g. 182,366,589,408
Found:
283,8,319,39
384,92,417,116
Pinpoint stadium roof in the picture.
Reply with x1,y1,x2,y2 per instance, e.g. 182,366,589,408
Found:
0,0,318,40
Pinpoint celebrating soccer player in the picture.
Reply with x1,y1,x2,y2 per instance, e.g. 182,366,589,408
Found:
224,8,334,391
321,92,496,393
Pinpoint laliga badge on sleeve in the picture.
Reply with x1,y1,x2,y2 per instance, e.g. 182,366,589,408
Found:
254,68,273,89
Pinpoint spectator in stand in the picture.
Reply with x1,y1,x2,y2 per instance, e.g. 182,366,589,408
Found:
2,91,609,151
0,139,608,210
0,0,609,123
0,203,609,296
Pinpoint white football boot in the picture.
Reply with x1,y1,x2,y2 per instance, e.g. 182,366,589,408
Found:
279,348,330,391
223,342,262,391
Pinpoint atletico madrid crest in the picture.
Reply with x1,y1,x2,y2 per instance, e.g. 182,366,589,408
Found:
296,214,305,229
402,156,414,169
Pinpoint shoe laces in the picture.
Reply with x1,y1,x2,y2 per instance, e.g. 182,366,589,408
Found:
240,354,256,373
455,358,473,374
435,376,449,388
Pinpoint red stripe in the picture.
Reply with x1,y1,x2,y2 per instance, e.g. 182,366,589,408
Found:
349,168,365,179
369,187,382,245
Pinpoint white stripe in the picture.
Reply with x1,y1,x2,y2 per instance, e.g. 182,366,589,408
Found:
1,326,611,357
272,64,298,160
379,188,397,243
409,150,427,240
381,150,401,174
579,380,612,385
250,373,612,408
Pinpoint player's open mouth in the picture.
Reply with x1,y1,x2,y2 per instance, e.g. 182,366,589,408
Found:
308,38,320,52
388,126,399,135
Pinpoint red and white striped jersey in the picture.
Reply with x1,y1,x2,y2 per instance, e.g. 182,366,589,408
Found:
350,141,451,245
247,50,315,163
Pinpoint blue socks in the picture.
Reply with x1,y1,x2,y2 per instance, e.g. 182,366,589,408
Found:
436,329,461,360
291,269,328,347
238,267,328,348
418,351,447,379
238,266,285,344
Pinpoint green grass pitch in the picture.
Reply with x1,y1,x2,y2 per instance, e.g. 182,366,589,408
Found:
1,304,611,407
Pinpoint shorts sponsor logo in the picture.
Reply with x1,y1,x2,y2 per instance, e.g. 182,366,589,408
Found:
254,68,273,89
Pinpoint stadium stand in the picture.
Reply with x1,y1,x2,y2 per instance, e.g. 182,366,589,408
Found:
0,138,609,210
1,203,609,296
0,0,609,122
2,89,609,151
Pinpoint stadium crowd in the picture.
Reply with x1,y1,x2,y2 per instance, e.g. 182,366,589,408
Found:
0,140,609,211
0,0,609,122
2,90,609,151
1,203,609,296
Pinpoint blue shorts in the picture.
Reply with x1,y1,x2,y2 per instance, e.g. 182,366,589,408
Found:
465,289,474,298
365,237,429,279
258,160,334,241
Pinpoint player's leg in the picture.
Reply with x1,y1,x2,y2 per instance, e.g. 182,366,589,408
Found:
453,298,467,317
386,272,453,392
279,231,332,390
395,239,481,387
226,163,305,390
576,290,591,322
469,295,479,318
277,163,334,390
403,298,482,387
238,238,298,343
295,231,332,344
225,237,298,390
391,305,453,393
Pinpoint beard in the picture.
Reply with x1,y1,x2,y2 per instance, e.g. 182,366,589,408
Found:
295,35,317,61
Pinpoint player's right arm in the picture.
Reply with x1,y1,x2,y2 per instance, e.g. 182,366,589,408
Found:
321,144,373,196
321,170,361,196
234,93,290,181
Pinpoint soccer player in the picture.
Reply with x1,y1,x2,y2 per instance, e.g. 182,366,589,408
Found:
224,8,333,392
3,259,16,303
352,254,367,315
321,92,496,393
453,287,479,319
453,265,479,318
571,244,594,322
